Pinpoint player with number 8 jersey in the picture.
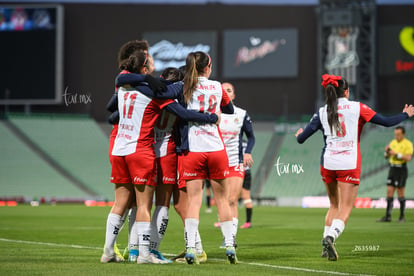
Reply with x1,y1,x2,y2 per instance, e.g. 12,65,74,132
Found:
296,74,414,262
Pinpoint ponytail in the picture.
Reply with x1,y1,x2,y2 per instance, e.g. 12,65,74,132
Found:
325,85,341,135
183,51,211,104
183,53,198,103
321,74,348,135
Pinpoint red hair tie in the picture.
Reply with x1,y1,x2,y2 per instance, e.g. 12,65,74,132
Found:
321,74,342,88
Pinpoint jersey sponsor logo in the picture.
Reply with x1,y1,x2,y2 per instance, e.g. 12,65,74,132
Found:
335,141,354,148
337,104,351,110
345,176,360,182
195,130,215,136
118,133,132,140
224,170,230,177
183,172,197,177
119,123,134,131
197,84,216,90
162,176,176,182
133,177,148,183
329,150,351,156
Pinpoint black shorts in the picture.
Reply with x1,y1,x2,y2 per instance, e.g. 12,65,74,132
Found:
242,169,252,190
387,166,408,188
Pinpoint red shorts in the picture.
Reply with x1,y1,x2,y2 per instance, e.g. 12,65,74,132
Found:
228,164,245,178
180,150,229,180
177,154,186,189
108,125,118,160
156,152,178,185
111,150,156,186
320,165,360,185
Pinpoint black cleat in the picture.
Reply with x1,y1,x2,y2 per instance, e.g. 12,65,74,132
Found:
321,247,328,258
376,216,391,222
322,236,338,261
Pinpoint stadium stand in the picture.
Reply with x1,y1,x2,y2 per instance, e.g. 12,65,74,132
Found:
259,131,325,198
359,126,414,198
2,113,413,202
0,120,91,199
5,113,114,200
257,125,414,199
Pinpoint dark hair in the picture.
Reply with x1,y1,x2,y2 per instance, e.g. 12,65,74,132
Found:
325,78,349,135
178,65,186,75
395,126,406,134
161,67,184,83
183,51,211,103
117,40,149,64
118,50,148,73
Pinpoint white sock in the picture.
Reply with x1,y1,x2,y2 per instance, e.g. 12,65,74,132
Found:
195,230,203,254
104,213,122,256
183,228,188,248
129,221,139,251
185,218,199,249
119,208,129,232
137,222,151,257
323,225,330,238
150,206,169,251
220,220,234,247
327,219,345,241
128,207,137,250
232,217,239,240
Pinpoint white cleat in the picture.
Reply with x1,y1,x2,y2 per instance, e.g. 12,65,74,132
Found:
137,253,170,264
100,253,125,263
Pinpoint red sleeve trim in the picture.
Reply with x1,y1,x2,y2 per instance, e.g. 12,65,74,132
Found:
359,102,376,122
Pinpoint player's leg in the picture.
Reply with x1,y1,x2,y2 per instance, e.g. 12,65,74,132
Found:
227,175,244,246
240,189,253,228
240,169,253,228
397,186,406,222
134,183,169,264
379,168,397,222
397,166,407,222
321,180,338,259
205,180,212,213
324,181,359,261
150,182,174,262
378,185,395,222
319,167,338,259
210,178,237,264
101,183,133,263
184,179,204,265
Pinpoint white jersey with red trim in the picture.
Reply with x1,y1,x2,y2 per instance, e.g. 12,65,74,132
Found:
319,98,375,170
187,77,226,153
112,86,172,156
220,105,246,167
154,108,177,158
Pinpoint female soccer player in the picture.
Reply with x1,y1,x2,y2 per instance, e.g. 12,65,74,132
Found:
103,50,219,264
295,74,414,261
117,67,211,263
219,82,255,243
177,51,237,264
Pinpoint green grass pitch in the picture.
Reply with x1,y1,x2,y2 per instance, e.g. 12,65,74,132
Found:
0,205,413,275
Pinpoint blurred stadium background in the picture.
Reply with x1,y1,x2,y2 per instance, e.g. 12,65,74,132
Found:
1,0,414,206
